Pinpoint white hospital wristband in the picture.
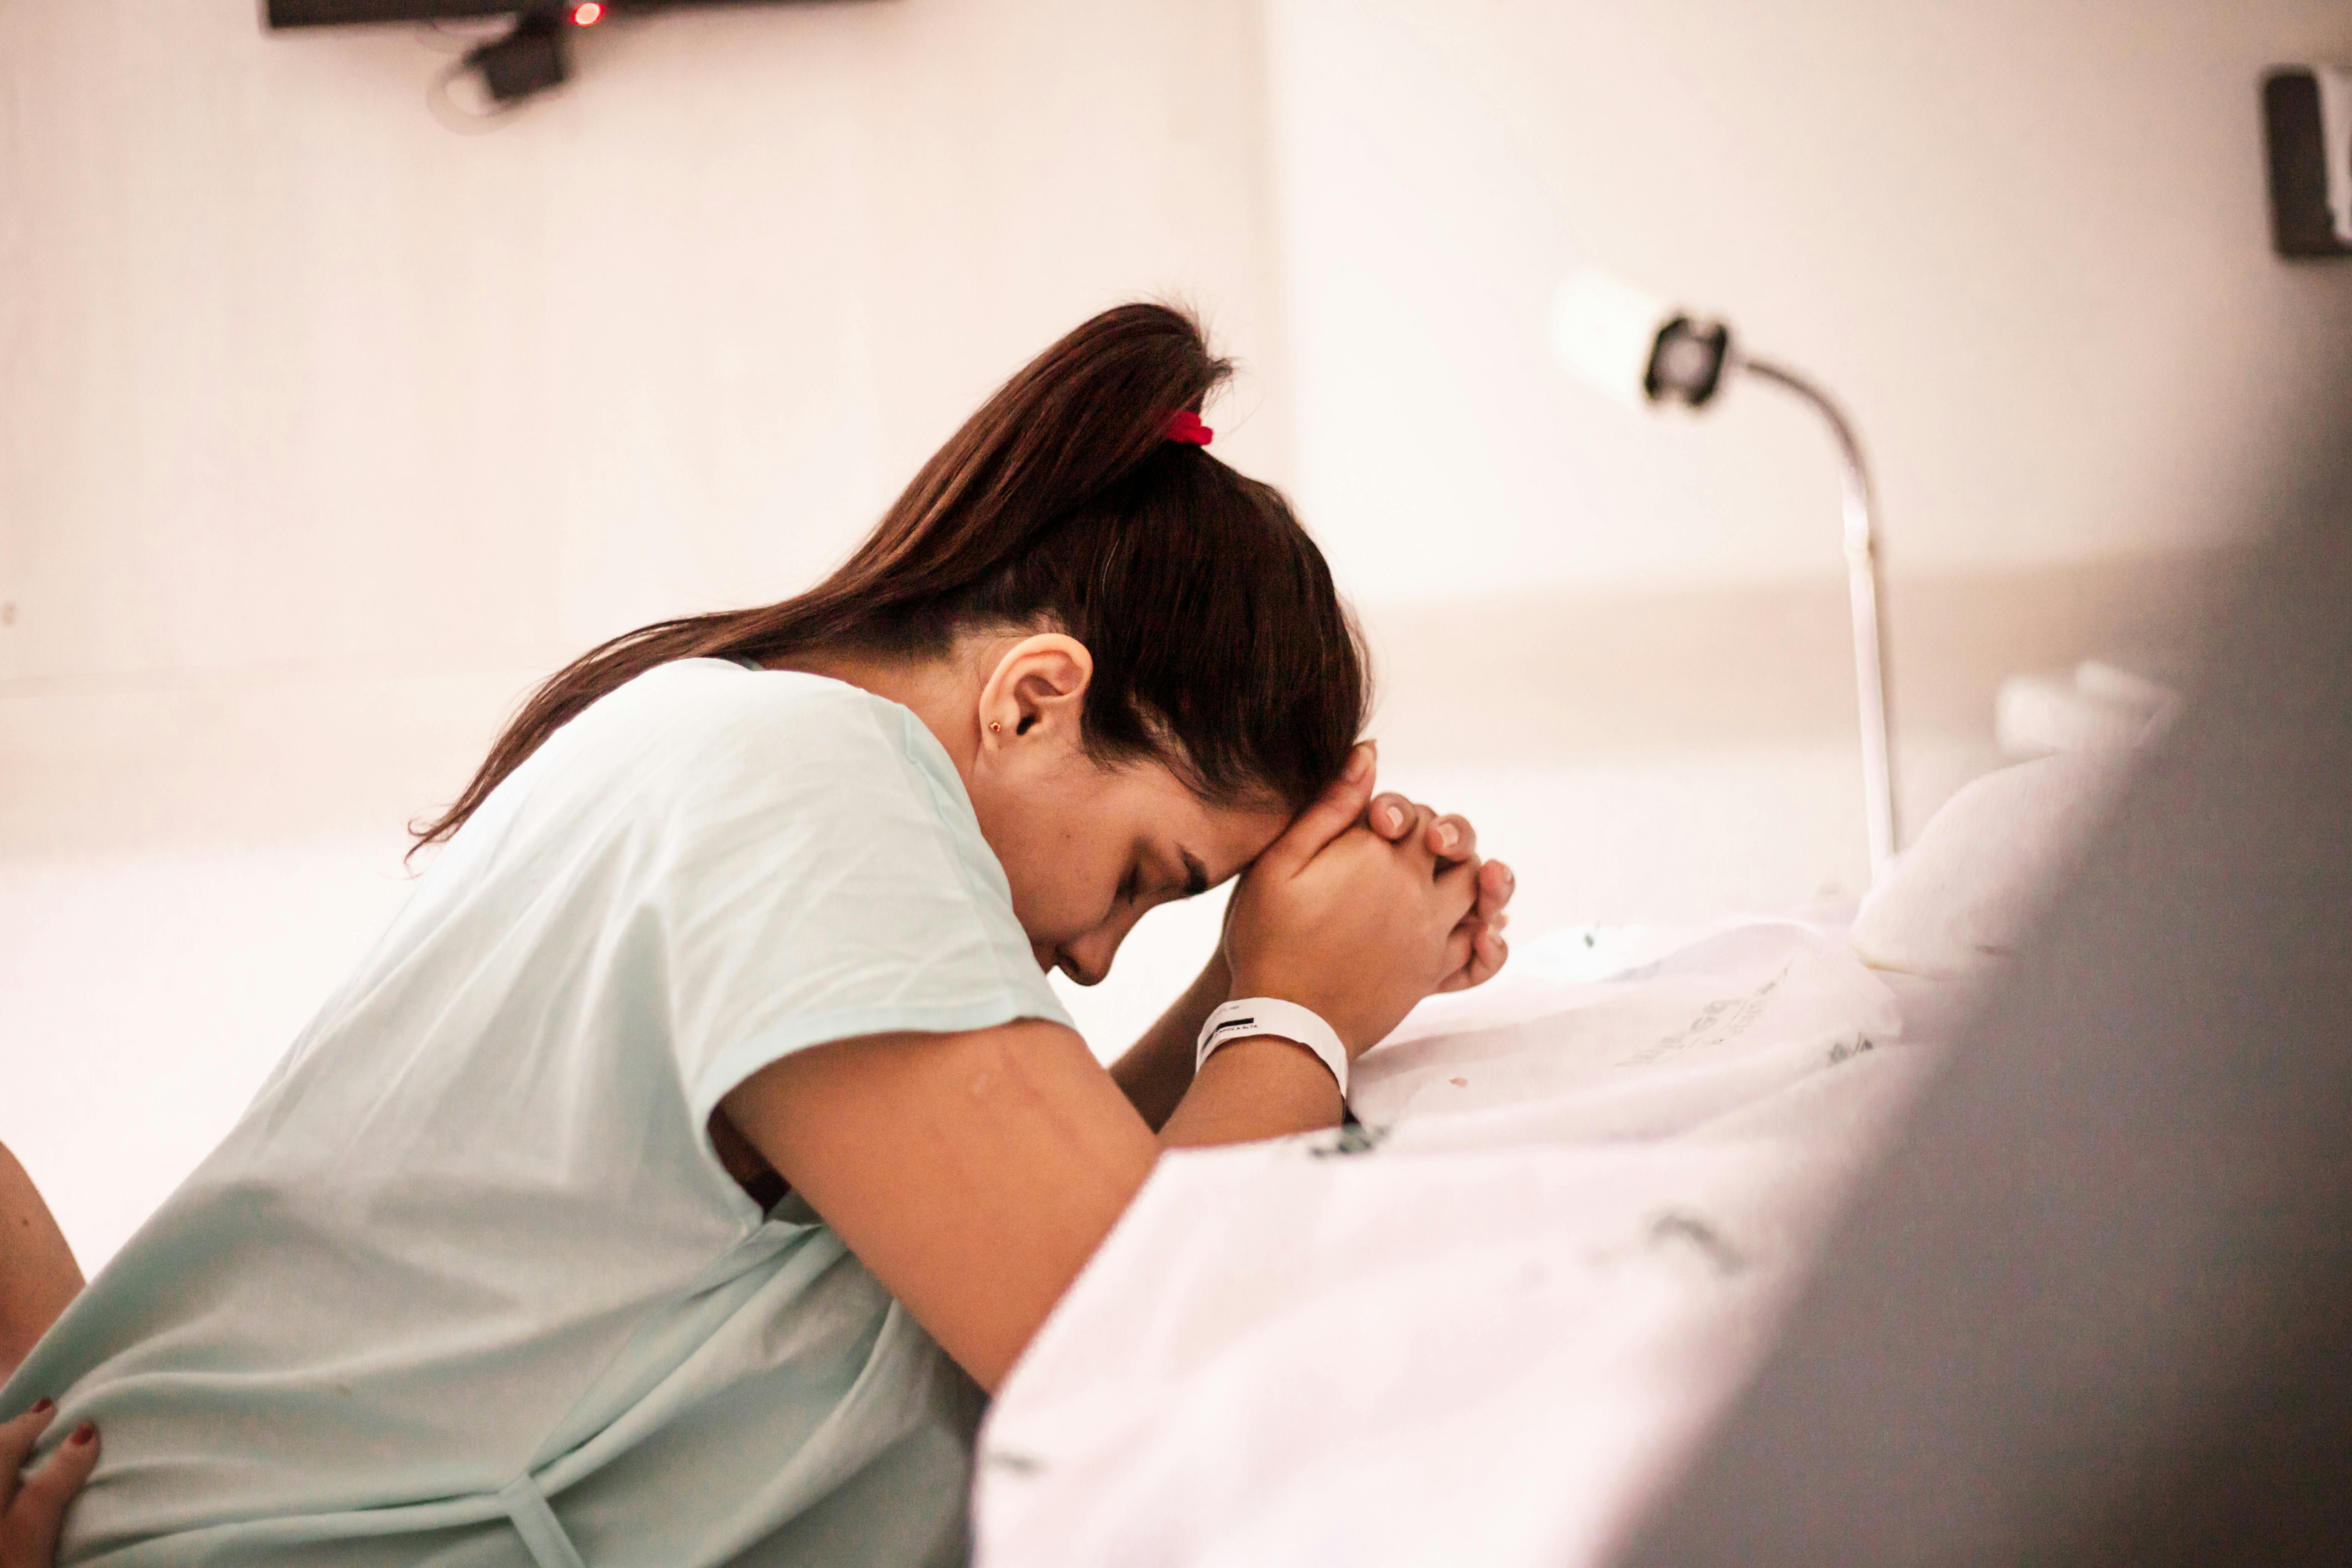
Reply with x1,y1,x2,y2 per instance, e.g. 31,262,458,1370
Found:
1196,998,1349,1100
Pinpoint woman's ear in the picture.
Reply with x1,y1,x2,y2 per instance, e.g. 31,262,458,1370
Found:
977,634,1094,757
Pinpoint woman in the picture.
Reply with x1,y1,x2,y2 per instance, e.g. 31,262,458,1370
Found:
0,304,1511,1566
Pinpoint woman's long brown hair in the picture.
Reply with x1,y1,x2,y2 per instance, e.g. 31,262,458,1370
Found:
413,302,1370,852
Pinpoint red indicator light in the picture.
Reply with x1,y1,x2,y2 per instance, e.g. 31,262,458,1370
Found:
573,2,603,23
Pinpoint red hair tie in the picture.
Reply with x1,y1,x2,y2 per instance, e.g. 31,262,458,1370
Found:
1163,409,1214,447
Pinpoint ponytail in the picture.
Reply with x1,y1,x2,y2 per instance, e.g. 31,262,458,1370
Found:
414,303,1369,851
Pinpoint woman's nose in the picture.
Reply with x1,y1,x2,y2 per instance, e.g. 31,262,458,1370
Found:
1061,925,1127,988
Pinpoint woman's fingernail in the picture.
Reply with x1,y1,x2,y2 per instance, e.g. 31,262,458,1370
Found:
31,1397,54,1415
1500,864,1515,888
70,1422,96,1446
1383,805,1403,831
1436,823,1459,852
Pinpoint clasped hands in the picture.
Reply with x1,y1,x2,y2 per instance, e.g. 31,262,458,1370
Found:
1219,742,1512,1060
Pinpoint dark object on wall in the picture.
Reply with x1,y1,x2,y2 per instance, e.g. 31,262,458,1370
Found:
264,0,844,24
265,2,861,116
266,1,509,21
1611,414,2352,1563
469,13,567,104
2262,67,2352,258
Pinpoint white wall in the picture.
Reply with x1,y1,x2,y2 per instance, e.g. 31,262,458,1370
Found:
1268,0,2352,603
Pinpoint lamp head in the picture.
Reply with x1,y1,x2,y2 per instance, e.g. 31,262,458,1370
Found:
1550,271,1733,411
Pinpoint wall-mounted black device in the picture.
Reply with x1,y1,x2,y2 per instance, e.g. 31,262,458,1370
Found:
2262,65,2352,259
266,2,521,20
264,2,842,114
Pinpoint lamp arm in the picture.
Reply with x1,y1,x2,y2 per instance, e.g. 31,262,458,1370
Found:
1737,355,1900,884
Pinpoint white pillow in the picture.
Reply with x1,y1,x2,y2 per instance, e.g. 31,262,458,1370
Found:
1848,753,2126,977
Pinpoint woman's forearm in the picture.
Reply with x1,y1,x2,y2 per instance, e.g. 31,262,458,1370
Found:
0,1142,82,1384
1109,950,1348,1145
1155,1034,1343,1148
1107,952,1230,1132
726,1015,1341,1393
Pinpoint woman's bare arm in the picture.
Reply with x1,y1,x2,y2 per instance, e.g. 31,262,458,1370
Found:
0,1145,82,1386
1106,952,1230,1133
723,1011,1361,1391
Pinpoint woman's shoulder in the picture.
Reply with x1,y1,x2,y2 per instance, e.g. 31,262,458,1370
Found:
592,658,906,744
586,659,963,817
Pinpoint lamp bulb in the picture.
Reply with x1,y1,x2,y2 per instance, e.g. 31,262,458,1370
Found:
1549,271,1676,409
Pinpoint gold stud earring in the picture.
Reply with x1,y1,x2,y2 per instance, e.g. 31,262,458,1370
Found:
990,721,1002,733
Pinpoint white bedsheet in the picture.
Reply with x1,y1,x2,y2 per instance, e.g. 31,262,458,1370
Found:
974,922,1946,1567
974,756,2114,1566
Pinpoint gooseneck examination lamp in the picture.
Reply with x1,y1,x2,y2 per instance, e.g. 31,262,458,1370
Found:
1550,272,1899,886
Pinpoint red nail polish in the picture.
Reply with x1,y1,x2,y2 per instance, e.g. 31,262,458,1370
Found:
31,1397,54,1414
69,1423,96,1446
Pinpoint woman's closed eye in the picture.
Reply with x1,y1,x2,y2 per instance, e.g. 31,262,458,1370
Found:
1120,848,1207,912
1118,865,1165,910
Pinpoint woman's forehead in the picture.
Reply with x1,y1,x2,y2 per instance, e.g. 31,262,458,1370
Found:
1176,795,1291,881
1108,756,1290,874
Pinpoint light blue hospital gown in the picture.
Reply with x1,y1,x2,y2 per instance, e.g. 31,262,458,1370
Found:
0,660,1073,1566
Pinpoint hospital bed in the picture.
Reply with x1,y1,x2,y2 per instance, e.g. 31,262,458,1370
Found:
968,453,2352,1566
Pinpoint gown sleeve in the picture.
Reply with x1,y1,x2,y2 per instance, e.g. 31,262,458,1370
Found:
618,666,1074,1131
